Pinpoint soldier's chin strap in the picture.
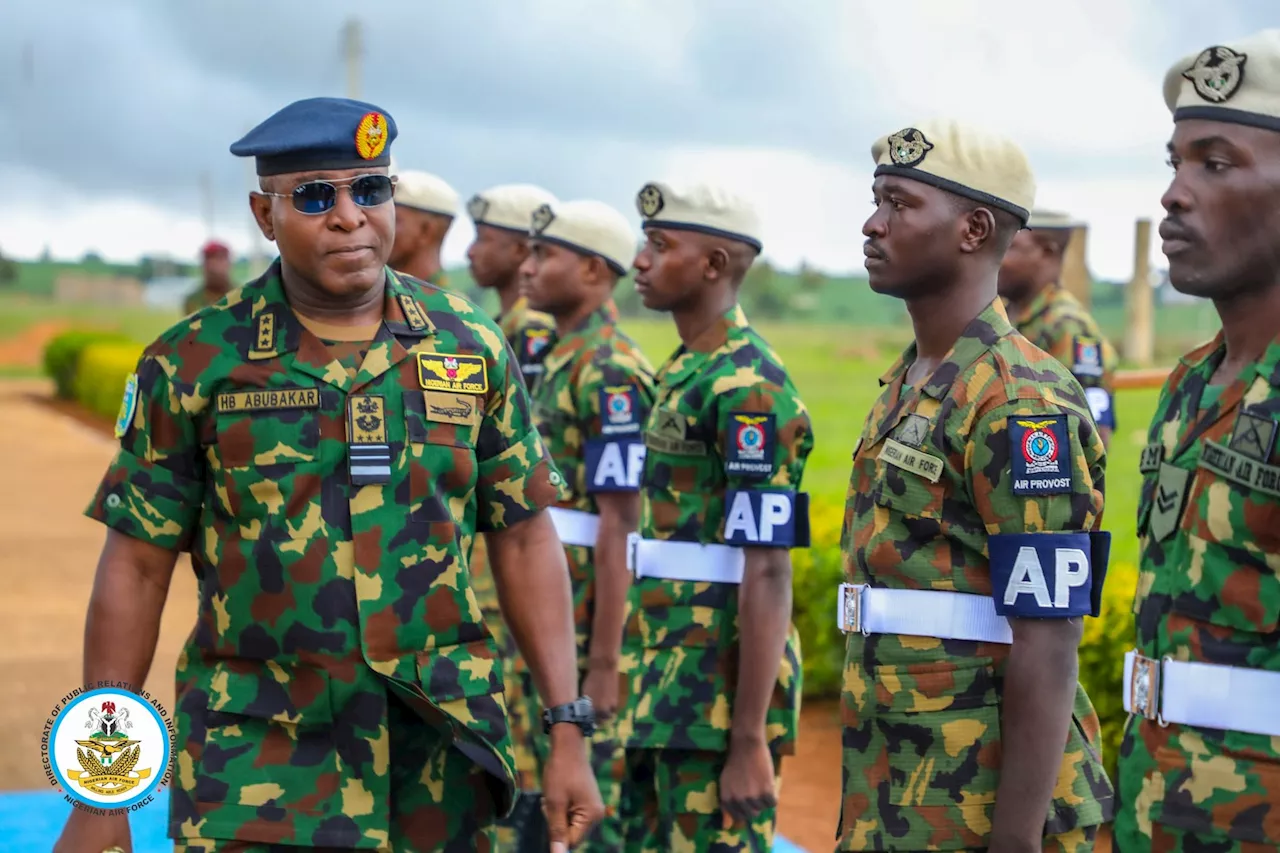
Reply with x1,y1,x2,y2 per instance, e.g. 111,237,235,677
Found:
496,791,551,853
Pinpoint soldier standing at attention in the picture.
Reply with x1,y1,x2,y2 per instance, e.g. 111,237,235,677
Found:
505,198,657,851
1114,28,1280,853
619,180,814,852
997,209,1120,447
838,120,1115,852
53,96,602,853
467,184,559,389
388,169,458,288
182,239,236,315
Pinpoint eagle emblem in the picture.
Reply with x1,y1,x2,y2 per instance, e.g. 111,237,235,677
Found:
636,184,665,218
1182,46,1247,104
355,112,388,160
531,203,556,235
887,128,934,168
1016,419,1058,431
426,357,482,383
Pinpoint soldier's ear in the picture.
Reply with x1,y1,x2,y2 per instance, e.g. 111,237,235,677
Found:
705,246,730,281
958,207,996,255
249,192,276,242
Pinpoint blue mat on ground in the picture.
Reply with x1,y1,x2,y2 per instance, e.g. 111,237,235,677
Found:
0,789,810,851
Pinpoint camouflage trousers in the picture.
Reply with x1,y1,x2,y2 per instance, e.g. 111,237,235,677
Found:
620,747,781,853
494,669,626,852
853,826,1098,853
174,696,497,852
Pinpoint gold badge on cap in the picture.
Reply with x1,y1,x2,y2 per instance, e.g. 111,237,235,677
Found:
467,194,490,222
531,203,555,235
355,112,388,160
637,184,665,218
1182,46,1247,104
888,128,934,167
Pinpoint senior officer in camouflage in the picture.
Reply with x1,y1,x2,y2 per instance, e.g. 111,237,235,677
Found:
388,169,458,288
1114,29,1280,853
619,180,814,852
838,120,1115,853
998,209,1120,447
503,198,658,851
467,184,559,389
53,96,603,853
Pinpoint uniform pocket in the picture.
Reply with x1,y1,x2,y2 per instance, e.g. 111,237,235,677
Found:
404,392,479,527
634,579,733,649
209,405,320,539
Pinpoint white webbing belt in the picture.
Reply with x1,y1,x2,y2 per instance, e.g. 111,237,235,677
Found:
625,533,745,584
1123,650,1280,737
547,507,600,548
837,583,1014,644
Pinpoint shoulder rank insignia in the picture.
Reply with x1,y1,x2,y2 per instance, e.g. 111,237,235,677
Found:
637,184,664,218
1183,46,1247,104
355,112,388,160
531,203,555,235
887,128,933,167
114,373,139,439
249,310,277,360
397,294,428,331
417,352,488,394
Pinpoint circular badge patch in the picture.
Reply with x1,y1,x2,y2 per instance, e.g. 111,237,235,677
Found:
737,423,764,452
1182,46,1247,104
43,684,175,815
355,112,388,160
607,392,632,418
113,373,139,439
1022,428,1059,465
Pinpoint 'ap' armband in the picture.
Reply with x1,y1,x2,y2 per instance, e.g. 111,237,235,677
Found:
723,489,809,548
584,436,645,492
989,532,1097,618
1088,530,1111,618
1084,388,1116,430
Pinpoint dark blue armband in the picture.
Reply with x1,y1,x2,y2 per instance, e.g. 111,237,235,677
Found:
723,488,809,548
584,436,645,492
989,532,1094,618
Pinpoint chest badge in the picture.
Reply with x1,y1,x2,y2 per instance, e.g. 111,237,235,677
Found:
893,413,930,449
347,395,391,486
417,352,488,394
1228,409,1277,463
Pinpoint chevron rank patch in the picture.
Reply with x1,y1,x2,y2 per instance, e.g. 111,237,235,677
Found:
725,411,775,478
1009,414,1073,495
416,352,488,394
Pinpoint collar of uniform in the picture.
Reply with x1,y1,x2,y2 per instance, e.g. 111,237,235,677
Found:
686,303,750,354
1011,283,1058,326
879,298,1014,399
540,301,619,379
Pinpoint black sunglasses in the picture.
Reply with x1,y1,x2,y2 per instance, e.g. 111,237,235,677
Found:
262,174,397,215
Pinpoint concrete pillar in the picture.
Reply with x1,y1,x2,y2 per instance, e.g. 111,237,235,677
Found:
1061,226,1091,310
1123,219,1155,368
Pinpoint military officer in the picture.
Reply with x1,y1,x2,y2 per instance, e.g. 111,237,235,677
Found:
388,168,458,287
466,184,559,389
998,209,1120,447
838,120,1115,852
182,239,236,315
1115,28,1280,853
619,180,814,852
504,198,658,851
53,96,602,853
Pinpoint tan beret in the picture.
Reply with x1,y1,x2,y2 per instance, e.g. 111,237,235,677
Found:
467,184,557,233
634,180,762,252
1164,29,1280,131
394,170,458,217
530,199,636,276
1026,209,1083,230
870,120,1036,225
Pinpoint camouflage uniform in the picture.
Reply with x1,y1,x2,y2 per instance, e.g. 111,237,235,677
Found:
87,261,564,850
838,299,1115,852
1009,284,1119,435
184,286,225,316
1113,332,1280,851
617,303,814,853
500,299,655,850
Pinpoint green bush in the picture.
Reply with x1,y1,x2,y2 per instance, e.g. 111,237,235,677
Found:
43,328,135,399
794,498,1138,784
71,341,146,422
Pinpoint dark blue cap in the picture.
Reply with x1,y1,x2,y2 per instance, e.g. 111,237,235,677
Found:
230,97,398,177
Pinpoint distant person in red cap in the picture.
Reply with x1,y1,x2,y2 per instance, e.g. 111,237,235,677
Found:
181,240,235,314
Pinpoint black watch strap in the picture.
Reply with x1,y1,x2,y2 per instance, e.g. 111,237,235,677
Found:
542,696,595,736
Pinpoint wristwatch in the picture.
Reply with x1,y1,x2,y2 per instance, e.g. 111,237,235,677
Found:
542,696,595,737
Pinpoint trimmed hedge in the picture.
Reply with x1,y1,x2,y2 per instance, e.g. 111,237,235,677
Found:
43,328,136,399
73,340,146,423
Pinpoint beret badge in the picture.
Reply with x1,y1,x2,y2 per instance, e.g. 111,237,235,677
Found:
888,128,934,168
355,112,388,160
1182,45,1248,104
467,195,490,222
636,184,664,218
531,203,556,235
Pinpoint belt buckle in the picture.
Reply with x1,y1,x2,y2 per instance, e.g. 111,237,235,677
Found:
1129,652,1165,725
625,532,641,579
838,583,869,635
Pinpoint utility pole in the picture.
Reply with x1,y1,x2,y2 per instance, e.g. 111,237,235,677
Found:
342,18,363,100
200,171,215,238
1124,218,1155,368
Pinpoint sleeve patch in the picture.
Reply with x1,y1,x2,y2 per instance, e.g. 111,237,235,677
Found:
584,436,645,492
1009,414,1074,495
1072,336,1105,378
1084,387,1115,429
724,411,776,478
723,488,806,547
598,385,642,435
114,373,140,439
989,532,1093,618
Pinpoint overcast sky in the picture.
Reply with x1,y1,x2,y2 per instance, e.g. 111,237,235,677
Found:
0,1,1273,280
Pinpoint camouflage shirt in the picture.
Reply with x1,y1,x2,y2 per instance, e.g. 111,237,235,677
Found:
528,300,656,667
617,303,814,755
498,295,556,389
1009,285,1119,432
86,261,562,845
838,299,1115,851
1118,331,1280,847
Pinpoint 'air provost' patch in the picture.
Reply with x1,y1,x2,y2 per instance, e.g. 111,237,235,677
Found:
1009,415,1073,495
725,412,776,478
217,387,321,413
417,352,488,394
